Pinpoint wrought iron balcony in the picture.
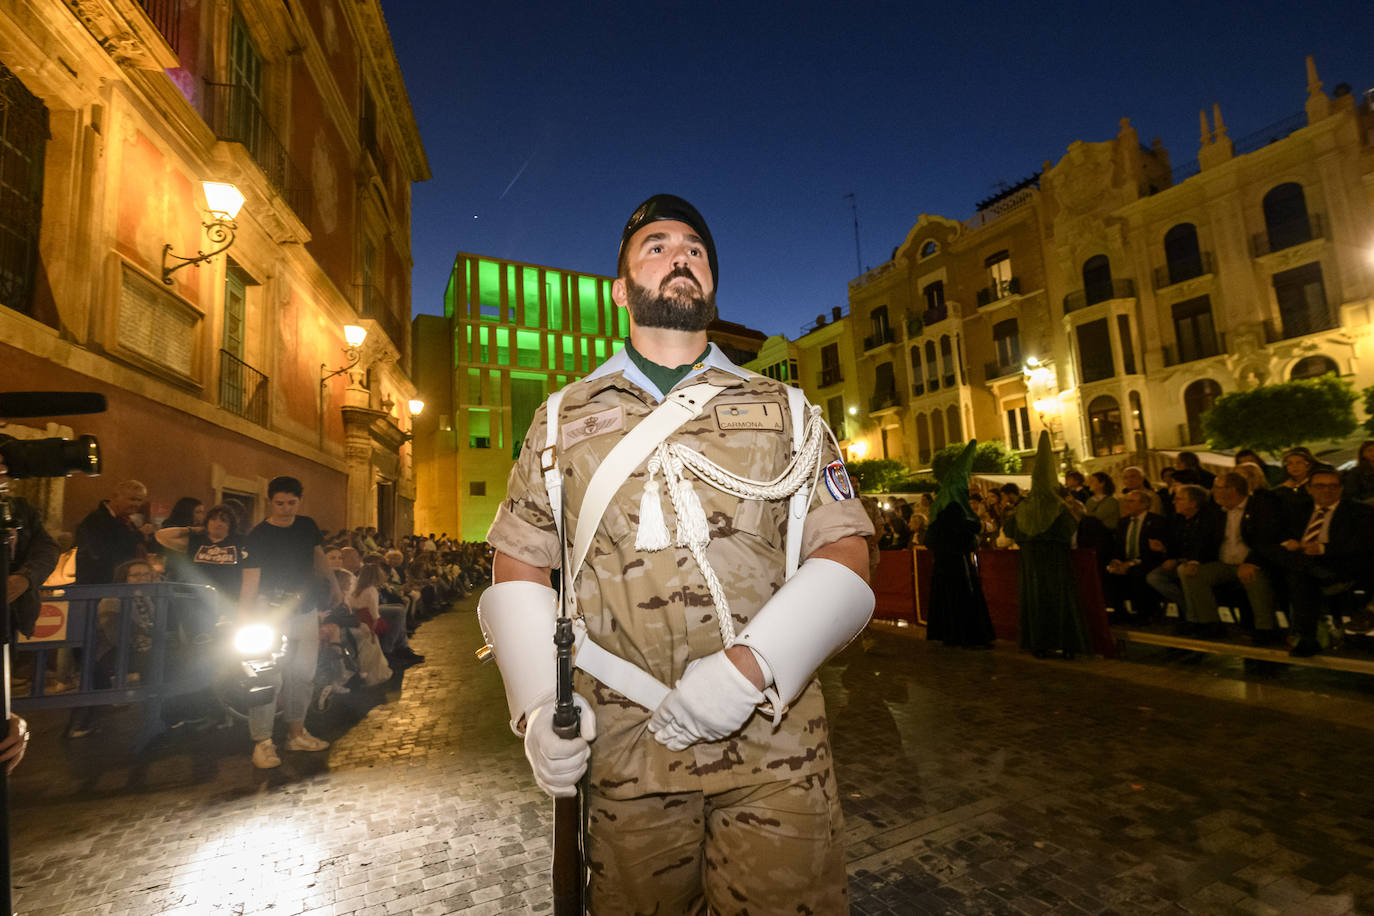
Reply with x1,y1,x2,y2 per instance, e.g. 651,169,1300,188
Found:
976,276,1020,307
1263,312,1339,343
201,83,313,223
219,350,269,427
983,360,1020,381
1251,213,1325,257
355,283,409,353
818,367,843,388
138,0,180,49
1153,251,1214,289
862,327,896,351
1063,278,1136,313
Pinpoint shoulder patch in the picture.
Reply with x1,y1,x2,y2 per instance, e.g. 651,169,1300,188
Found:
823,460,855,500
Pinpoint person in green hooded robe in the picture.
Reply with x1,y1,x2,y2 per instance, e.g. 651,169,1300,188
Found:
1003,431,1090,659
922,440,996,648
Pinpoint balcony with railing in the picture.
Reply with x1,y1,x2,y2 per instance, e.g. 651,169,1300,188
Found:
869,390,902,413
1153,251,1214,289
201,83,313,223
356,283,409,353
218,350,269,427
976,276,1021,307
138,0,180,49
1063,278,1136,314
1251,213,1326,257
1264,311,1339,344
817,367,843,388
862,326,896,351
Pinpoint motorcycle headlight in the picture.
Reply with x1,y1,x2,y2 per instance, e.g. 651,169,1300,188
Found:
234,623,276,656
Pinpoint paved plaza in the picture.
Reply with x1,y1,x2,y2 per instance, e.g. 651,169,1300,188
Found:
8,594,1374,915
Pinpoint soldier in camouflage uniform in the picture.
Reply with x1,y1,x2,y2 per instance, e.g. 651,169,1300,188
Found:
482,194,874,914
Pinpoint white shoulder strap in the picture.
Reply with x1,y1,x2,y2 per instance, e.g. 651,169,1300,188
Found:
541,389,566,542
565,382,725,604
784,385,810,579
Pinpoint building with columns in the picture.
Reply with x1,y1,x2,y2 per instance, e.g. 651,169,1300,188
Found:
0,0,429,539
787,57,1374,477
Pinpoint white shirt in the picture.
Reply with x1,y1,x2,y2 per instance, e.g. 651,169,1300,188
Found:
1219,497,1249,565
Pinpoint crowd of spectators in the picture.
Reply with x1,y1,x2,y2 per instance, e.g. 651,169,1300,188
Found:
41,475,491,766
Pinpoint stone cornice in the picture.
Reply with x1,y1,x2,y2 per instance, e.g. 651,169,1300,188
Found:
348,0,431,182
64,0,177,70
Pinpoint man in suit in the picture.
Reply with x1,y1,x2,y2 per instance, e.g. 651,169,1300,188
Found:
1104,489,1167,622
74,479,146,584
1146,484,1221,632
1179,471,1284,642
1278,466,1374,657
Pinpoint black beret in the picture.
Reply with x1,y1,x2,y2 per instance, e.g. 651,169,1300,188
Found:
618,194,717,289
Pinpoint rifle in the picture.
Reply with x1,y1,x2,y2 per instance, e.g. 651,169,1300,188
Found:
550,483,584,915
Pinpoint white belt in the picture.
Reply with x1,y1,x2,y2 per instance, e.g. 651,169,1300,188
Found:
571,618,671,710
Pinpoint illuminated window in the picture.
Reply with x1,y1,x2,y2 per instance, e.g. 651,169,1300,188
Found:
478,260,500,319
579,276,600,333
1087,395,1124,457
521,267,541,326
468,409,491,449
516,329,540,368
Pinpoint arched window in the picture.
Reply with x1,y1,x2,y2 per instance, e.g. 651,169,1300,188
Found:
939,335,955,387
910,345,924,396
946,404,961,442
1087,395,1124,457
1082,255,1113,306
920,240,938,259
1183,379,1221,445
1163,223,1203,285
1262,183,1311,252
931,408,946,452
925,341,938,392
916,413,931,466
1290,355,1338,380
1129,390,1147,453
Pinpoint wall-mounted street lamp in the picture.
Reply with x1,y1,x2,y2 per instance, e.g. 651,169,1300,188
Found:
320,324,368,388
408,399,425,417
162,181,246,285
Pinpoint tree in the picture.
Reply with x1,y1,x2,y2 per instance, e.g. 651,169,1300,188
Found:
846,459,912,494
1202,374,1357,458
1362,384,1374,436
929,440,1022,482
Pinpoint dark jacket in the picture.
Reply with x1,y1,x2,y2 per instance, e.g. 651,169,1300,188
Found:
1165,504,1222,563
74,501,142,584
5,496,60,637
1111,511,1168,571
1286,499,1374,579
1226,492,1285,568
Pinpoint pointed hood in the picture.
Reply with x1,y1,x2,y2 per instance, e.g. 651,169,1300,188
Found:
931,440,977,521
1015,430,1064,537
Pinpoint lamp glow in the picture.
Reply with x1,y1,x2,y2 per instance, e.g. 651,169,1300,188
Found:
202,181,245,220
850,440,869,458
408,398,425,416
848,406,858,415
343,324,368,348
234,623,276,656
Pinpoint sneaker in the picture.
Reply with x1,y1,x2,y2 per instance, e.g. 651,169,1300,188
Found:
252,739,281,769
286,730,330,752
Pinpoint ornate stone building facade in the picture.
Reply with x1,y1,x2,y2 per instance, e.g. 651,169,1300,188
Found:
0,1,429,537
790,58,1374,476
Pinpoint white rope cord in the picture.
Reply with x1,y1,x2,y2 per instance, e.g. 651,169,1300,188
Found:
640,406,831,648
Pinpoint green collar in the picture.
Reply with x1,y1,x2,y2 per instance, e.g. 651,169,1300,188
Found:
623,338,711,397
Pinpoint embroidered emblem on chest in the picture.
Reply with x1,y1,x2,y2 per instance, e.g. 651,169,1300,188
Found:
823,460,855,500
713,402,784,430
560,405,626,450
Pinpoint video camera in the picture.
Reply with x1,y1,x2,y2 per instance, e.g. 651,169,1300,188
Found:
0,391,105,479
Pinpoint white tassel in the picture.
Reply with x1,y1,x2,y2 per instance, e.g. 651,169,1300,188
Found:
635,478,672,551
674,477,712,548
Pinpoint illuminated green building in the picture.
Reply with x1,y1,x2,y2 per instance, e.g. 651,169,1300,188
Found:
413,252,767,541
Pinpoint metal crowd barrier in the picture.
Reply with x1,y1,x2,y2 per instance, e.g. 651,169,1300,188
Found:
11,582,217,750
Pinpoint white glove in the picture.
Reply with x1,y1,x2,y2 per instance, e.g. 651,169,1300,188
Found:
648,651,764,751
524,695,597,798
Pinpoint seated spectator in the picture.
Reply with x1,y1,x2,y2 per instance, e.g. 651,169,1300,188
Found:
1174,451,1216,489
1179,471,1284,643
70,558,156,738
1274,447,1317,528
350,563,423,665
1121,466,1164,515
324,547,356,597
1064,470,1091,504
1277,466,1374,657
1235,448,1283,487
1147,484,1221,632
1104,489,1167,622
1083,472,1120,530
1341,440,1374,506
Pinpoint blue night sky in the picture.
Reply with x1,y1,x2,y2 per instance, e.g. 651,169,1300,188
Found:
385,1,1372,340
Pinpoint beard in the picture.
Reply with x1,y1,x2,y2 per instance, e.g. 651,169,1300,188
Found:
624,267,717,332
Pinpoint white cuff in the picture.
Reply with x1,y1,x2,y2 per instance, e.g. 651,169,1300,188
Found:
477,580,559,735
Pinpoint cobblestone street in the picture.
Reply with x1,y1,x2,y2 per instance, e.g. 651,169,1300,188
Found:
9,593,1374,915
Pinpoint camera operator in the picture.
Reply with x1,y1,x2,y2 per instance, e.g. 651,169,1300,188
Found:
0,445,58,773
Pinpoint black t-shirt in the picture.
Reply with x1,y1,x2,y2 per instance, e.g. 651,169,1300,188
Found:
183,532,247,600
243,516,323,600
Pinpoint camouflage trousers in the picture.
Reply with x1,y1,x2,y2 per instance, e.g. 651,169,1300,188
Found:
585,769,848,915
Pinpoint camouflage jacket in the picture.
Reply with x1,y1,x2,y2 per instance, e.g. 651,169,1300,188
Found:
487,344,873,798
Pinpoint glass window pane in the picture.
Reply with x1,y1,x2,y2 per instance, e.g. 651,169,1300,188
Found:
579,276,600,334
478,260,500,318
